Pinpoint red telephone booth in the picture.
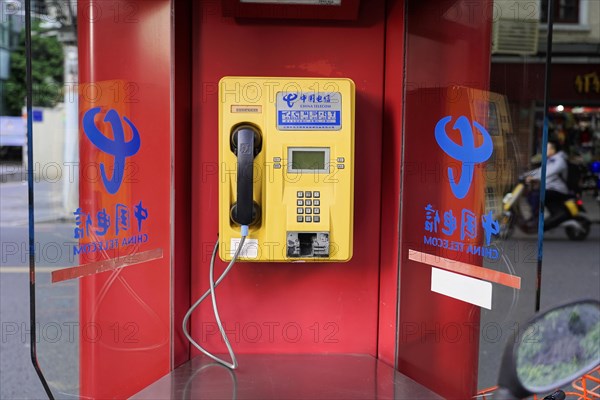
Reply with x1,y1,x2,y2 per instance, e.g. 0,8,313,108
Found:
26,0,538,398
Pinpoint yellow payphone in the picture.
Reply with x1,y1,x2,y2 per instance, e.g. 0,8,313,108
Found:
218,77,355,262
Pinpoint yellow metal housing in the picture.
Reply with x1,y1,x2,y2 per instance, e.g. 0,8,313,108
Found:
218,77,355,262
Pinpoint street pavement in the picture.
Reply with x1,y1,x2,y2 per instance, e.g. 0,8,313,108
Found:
1,177,599,398
1,180,78,399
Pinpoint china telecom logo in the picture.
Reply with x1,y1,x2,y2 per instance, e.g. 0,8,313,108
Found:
434,115,493,199
282,93,298,107
82,107,141,194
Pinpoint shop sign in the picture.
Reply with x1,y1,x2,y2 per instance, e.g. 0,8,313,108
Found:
575,72,600,95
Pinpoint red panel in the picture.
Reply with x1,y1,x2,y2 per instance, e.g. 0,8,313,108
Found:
78,1,172,398
377,0,405,366
397,1,493,398
190,1,385,355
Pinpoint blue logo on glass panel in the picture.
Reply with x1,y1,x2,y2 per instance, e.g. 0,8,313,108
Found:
83,107,141,195
434,115,493,199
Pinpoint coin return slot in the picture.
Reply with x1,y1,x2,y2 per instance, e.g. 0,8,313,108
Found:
287,232,330,258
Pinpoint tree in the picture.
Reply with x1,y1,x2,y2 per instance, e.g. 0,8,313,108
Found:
4,21,64,116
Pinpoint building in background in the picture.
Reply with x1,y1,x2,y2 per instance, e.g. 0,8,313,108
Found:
1,0,76,171
491,0,600,168
0,2,24,116
1,0,75,116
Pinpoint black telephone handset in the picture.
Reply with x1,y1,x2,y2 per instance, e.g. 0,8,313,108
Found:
230,125,262,226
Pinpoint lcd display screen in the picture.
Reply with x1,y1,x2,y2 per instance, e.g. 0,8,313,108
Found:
292,150,326,170
287,147,330,173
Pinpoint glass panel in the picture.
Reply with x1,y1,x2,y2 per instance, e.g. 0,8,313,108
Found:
78,1,173,398
397,1,519,395
5,1,174,398
538,0,600,348
475,0,550,391
399,0,590,396
0,1,80,398
478,0,600,393
34,1,80,397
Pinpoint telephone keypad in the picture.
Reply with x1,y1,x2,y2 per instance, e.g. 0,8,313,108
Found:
296,191,322,223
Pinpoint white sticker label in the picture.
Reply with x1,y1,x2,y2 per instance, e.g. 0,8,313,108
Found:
230,238,259,259
431,267,492,310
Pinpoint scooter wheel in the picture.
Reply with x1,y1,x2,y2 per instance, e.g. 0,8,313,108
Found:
565,217,591,241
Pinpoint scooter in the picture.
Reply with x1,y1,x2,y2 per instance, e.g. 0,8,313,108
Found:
495,299,600,399
500,179,591,241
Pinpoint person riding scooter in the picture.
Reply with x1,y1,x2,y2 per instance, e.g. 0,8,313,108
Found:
524,140,571,231
501,140,590,240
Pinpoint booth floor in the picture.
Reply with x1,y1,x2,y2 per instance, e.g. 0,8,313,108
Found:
130,354,443,399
